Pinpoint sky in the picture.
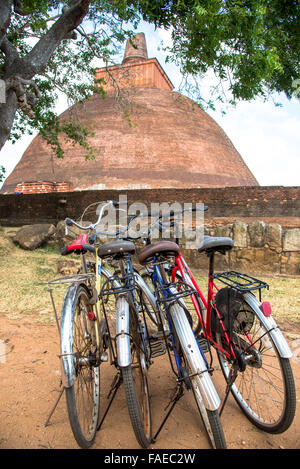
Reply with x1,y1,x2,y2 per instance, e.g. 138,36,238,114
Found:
0,22,299,189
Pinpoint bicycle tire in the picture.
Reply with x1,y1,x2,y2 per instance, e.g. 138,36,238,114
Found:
64,285,100,448
214,288,296,433
189,373,227,449
121,307,152,448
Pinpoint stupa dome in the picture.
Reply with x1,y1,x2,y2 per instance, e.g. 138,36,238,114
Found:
2,33,257,194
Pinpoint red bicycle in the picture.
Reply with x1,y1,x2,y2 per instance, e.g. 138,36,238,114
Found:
142,207,296,435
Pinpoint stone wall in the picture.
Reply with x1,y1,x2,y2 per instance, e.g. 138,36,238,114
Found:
181,220,300,275
1,185,299,275
1,186,300,227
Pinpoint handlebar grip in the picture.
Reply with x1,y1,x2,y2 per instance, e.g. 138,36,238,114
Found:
88,233,97,244
61,246,69,256
191,205,208,212
82,244,95,254
65,218,74,226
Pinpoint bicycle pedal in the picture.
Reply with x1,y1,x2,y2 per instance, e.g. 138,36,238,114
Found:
197,336,210,353
149,332,167,358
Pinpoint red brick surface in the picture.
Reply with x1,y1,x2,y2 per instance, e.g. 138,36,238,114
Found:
14,181,73,194
2,87,258,194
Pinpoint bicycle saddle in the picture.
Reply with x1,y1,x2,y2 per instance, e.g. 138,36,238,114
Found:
97,240,136,259
198,236,234,255
138,240,180,265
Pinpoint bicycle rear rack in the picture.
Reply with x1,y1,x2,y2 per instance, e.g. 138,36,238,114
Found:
156,280,198,306
99,273,134,298
213,271,269,293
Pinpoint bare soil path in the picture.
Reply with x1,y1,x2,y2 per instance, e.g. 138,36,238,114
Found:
0,313,299,450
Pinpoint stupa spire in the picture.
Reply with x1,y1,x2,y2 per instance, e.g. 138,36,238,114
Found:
122,32,148,64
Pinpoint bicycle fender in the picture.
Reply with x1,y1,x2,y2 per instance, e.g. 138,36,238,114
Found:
169,302,221,411
134,272,159,315
116,295,131,368
60,282,88,388
243,292,292,359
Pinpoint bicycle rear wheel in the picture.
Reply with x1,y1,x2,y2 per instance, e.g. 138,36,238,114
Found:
121,306,152,448
215,288,296,433
65,285,100,448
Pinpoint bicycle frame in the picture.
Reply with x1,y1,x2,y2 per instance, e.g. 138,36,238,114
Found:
171,253,235,360
171,252,292,361
150,257,221,411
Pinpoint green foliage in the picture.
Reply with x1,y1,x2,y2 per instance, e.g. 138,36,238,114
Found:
0,166,5,183
164,0,300,104
0,0,299,175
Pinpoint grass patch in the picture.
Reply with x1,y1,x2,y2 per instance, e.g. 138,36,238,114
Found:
192,272,300,325
0,233,299,328
0,239,67,323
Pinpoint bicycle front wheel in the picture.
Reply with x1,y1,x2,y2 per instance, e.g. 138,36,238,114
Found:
122,308,152,448
169,303,226,449
215,288,296,433
64,285,100,448
189,370,227,449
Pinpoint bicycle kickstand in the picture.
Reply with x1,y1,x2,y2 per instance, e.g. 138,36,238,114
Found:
219,365,238,417
43,381,65,427
97,372,122,432
151,383,184,444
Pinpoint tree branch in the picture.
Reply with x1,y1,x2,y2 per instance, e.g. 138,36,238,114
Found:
4,0,91,80
0,36,20,69
23,0,92,77
0,0,13,48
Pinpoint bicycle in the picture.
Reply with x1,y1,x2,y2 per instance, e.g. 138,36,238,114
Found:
140,206,296,437
133,222,227,448
54,200,157,448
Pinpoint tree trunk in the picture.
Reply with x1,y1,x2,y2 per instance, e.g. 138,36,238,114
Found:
0,0,92,150
0,89,18,150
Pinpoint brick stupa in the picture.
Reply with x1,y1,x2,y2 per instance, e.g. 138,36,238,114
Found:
2,33,258,194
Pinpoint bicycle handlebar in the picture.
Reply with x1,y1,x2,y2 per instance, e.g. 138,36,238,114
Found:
64,201,208,241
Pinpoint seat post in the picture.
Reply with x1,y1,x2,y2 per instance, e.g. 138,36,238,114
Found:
208,251,215,278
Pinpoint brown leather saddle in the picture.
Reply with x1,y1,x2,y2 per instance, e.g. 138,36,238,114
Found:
138,240,181,265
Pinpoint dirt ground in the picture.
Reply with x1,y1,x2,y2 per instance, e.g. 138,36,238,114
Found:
0,312,299,451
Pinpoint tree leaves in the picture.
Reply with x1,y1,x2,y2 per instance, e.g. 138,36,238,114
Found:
0,0,299,170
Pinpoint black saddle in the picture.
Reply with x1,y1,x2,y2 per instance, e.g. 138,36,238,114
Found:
198,236,234,255
97,240,136,259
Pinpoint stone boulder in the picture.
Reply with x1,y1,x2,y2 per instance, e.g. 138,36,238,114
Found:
232,221,247,248
214,224,232,238
265,223,282,250
49,219,95,249
248,220,265,248
283,229,300,251
57,260,80,275
13,224,56,250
